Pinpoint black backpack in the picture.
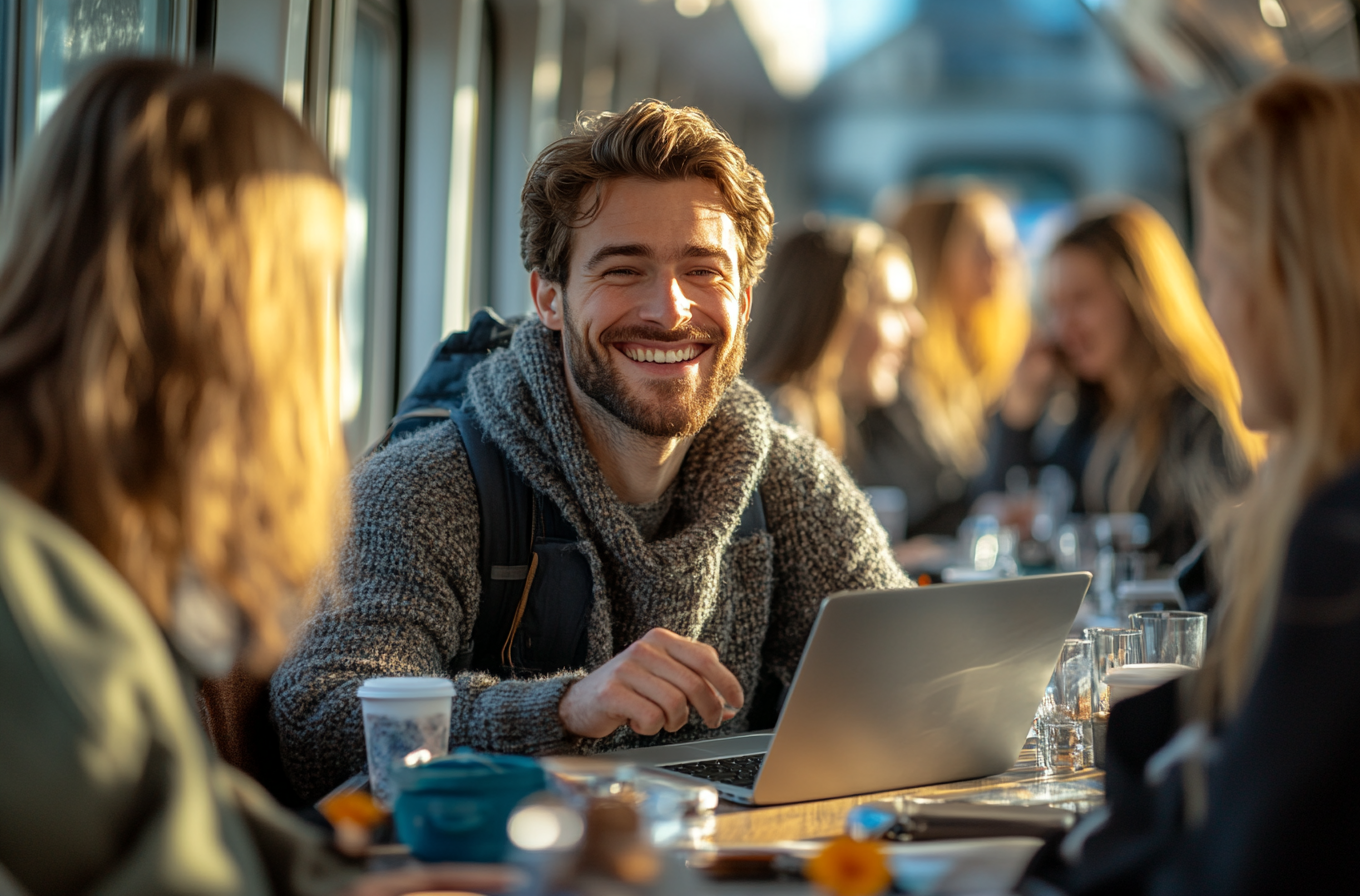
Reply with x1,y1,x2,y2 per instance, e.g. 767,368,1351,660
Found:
375,309,766,680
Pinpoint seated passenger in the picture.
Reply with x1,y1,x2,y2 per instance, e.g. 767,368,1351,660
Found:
0,60,509,896
869,186,1030,536
1032,70,1360,896
744,218,924,473
270,102,910,801
987,202,1261,564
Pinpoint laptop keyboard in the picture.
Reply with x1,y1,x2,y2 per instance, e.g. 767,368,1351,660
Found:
660,753,766,788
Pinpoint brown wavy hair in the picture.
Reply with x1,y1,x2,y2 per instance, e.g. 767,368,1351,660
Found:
746,219,913,458
520,100,774,289
0,59,347,666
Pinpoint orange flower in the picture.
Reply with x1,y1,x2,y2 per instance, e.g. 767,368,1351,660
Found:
805,836,892,896
318,790,387,828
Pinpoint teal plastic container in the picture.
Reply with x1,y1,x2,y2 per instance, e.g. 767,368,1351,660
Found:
391,750,546,863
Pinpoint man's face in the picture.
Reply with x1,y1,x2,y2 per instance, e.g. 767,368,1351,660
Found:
531,177,751,439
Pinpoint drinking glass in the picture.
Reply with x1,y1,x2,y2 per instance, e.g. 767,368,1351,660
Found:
1037,638,1094,772
1082,628,1145,714
1129,610,1207,669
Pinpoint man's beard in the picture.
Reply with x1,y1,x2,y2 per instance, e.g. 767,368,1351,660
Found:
561,303,746,439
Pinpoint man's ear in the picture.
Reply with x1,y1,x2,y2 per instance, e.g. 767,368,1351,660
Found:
530,271,565,331
739,283,753,323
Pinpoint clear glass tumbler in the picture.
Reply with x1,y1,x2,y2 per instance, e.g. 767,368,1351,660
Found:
1129,610,1207,669
1082,627,1145,715
1037,638,1094,773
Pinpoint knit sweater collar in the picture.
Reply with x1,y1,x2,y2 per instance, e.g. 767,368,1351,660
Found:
464,318,772,572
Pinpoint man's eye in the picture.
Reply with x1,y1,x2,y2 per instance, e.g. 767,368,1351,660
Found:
604,267,641,277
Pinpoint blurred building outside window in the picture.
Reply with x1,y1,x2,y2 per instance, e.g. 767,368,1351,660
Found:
22,0,173,144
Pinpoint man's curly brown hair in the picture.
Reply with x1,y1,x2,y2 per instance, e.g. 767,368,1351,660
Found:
520,100,774,289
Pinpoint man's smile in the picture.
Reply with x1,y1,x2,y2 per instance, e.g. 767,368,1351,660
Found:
614,341,709,365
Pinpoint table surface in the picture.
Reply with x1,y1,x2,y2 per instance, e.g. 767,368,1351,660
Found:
709,737,1103,844
546,737,1103,847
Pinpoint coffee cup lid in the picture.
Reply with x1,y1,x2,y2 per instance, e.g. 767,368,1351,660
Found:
356,676,455,699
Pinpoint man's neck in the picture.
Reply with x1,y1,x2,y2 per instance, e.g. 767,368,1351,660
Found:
566,378,695,506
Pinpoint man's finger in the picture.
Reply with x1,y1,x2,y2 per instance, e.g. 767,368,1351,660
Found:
621,667,692,732
658,634,745,711
604,685,671,736
643,652,727,727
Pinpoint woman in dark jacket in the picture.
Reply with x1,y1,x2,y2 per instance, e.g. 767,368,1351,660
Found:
987,203,1262,564
1031,71,1360,895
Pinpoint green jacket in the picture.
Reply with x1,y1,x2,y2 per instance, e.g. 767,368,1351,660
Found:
0,483,358,896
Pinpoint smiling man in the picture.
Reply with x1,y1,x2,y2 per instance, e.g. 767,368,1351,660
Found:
271,102,910,801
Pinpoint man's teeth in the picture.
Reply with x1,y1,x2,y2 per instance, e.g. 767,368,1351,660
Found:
624,346,701,363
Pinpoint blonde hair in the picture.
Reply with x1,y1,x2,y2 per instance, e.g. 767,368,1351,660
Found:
1196,72,1360,718
1051,204,1264,521
0,59,347,666
746,219,912,458
895,187,1029,474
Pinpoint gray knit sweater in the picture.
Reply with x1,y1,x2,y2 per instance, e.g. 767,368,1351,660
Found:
270,320,909,802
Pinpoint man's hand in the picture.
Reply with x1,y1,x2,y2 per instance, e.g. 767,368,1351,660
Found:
559,628,744,739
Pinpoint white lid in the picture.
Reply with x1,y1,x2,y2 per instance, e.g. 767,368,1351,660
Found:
356,676,455,699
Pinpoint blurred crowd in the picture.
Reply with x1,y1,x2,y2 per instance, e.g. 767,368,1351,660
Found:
746,179,1262,584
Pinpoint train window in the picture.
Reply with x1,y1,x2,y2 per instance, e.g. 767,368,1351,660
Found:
337,0,400,455
18,0,180,147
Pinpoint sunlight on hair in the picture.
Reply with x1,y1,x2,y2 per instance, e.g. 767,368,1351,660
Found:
884,254,915,302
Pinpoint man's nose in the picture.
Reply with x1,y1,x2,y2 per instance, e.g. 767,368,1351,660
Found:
637,273,693,329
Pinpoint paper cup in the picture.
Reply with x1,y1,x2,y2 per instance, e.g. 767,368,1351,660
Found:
357,676,454,808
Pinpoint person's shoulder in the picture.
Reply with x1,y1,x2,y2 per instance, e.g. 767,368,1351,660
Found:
1288,462,1360,546
0,484,149,642
353,416,470,493
1165,388,1243,472
1168,388,1220,434
0,483,183,737
1281,462,1360,602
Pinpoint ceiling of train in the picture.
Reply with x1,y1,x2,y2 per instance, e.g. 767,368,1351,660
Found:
583,0,1359,118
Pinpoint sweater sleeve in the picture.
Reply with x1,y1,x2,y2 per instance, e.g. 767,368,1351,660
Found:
269,422,586,804
758,425,913,689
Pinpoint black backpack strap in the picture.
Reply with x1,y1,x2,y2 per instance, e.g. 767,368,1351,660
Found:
735,488,766,540
449,407,536,672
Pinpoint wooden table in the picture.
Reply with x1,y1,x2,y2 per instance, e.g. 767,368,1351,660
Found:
711,738,1103,844
546,738,1103,846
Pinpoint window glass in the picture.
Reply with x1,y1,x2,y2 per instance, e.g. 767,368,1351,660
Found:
339,3,398,453
25,0,172,138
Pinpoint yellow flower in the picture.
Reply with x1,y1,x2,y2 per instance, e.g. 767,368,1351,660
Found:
805,836,892,896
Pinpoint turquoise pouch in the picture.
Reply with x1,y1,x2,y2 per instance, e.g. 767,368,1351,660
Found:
391,749,547,862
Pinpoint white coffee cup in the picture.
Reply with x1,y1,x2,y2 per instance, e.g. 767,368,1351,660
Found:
356,676,454,807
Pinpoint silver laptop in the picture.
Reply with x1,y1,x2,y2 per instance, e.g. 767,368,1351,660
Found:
604,572,1090,805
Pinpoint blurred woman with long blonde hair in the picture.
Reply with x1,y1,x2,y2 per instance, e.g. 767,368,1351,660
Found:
1036,72,1360,894
866,186,1030,535
990,202,1262,563
0,59,512,896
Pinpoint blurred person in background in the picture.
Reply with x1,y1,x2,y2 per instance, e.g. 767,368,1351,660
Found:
986,202,1262,565
0,59,513,896
872,185,1031,537
745,218,923,476
1031,70,1360,896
